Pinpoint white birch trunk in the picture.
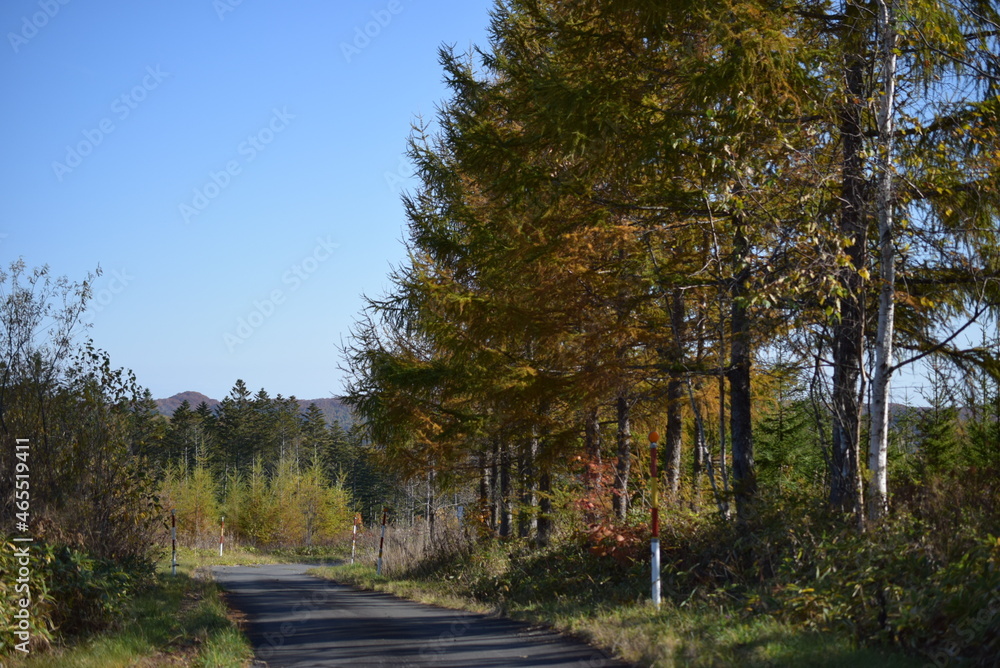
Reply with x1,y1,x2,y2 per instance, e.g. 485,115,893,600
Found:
867,0,899,522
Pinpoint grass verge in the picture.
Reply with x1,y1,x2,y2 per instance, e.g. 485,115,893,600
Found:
5,547,267,667
310,546,925,668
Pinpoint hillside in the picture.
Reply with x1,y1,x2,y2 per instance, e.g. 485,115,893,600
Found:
155,392,354,426
155,391,220,415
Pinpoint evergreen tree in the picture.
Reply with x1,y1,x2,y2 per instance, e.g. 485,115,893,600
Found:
214,380,255,474
301,402,333,469
164,400,199,472
754,372,824,495
194,400,217,466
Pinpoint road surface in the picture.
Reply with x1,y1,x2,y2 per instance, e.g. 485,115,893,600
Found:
212,563,630,667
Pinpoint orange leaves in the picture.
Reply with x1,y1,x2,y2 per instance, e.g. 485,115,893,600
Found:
584,522,648,564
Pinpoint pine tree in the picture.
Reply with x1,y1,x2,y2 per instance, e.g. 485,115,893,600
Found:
164,400,199,472
301,403,333,469
214,380,255,474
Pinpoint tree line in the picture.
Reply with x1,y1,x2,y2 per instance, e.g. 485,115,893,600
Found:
0,260,392,605
342,0,1000,542
153,381,403,531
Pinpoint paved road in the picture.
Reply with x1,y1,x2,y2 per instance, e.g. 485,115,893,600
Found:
212,563,629,668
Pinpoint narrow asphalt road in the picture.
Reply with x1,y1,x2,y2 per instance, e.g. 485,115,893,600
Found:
212,563,630,668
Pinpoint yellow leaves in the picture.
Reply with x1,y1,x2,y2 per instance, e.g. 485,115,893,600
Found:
897,293,937,311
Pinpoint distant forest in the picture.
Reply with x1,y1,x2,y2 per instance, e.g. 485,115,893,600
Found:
154,390,355,428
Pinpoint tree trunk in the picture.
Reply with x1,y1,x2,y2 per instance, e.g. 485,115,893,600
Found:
583,405,602,521
867,0,898,523
518,434,538,538
830,11,868,523
499,439,513,538
729,222,756,524
691,387,705,511
718,373,729,497
478,444,492,532
665,377,684,501
537,469,553,547
665,288,686,502
489,437,500,533
612,392,632,522
426,468,435,549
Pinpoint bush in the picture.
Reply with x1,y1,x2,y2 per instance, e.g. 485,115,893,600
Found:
0,537,154,656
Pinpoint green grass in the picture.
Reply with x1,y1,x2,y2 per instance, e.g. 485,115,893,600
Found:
6,548,265,668
311,553,925,668
6,544,349,667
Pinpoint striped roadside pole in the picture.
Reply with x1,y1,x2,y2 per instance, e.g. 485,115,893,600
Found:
219,515,225,557
171,509,178,576
351,513,361,565
649,431,661,609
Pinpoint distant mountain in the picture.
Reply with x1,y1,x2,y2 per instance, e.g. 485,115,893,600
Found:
155,391,220,415
299,397,355,427
154,391,354,427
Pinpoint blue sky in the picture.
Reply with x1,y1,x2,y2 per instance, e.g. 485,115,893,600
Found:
2,0,495,401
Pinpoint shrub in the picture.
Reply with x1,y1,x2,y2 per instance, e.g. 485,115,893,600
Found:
0,538,153,656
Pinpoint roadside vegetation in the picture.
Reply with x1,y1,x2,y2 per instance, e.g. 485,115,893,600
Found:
0,260,359,663
315,465,999,667
1,546,256,668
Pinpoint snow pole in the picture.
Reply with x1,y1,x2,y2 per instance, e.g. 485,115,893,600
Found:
351,513,361,565
219,515,225,557
649,431,661,609
171,509,178,576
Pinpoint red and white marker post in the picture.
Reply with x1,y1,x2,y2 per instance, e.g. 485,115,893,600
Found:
649,431,661,608
171,509,178,576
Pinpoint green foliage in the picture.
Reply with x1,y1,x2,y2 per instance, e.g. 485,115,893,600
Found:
221,460,277,546
771,518,1000,664
755,397,825,495
914,405,963,475
12,566,253,667
165,457,355,549
0,261,163,658
314,522,924,668
0,538,154,655
158,462,221,546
